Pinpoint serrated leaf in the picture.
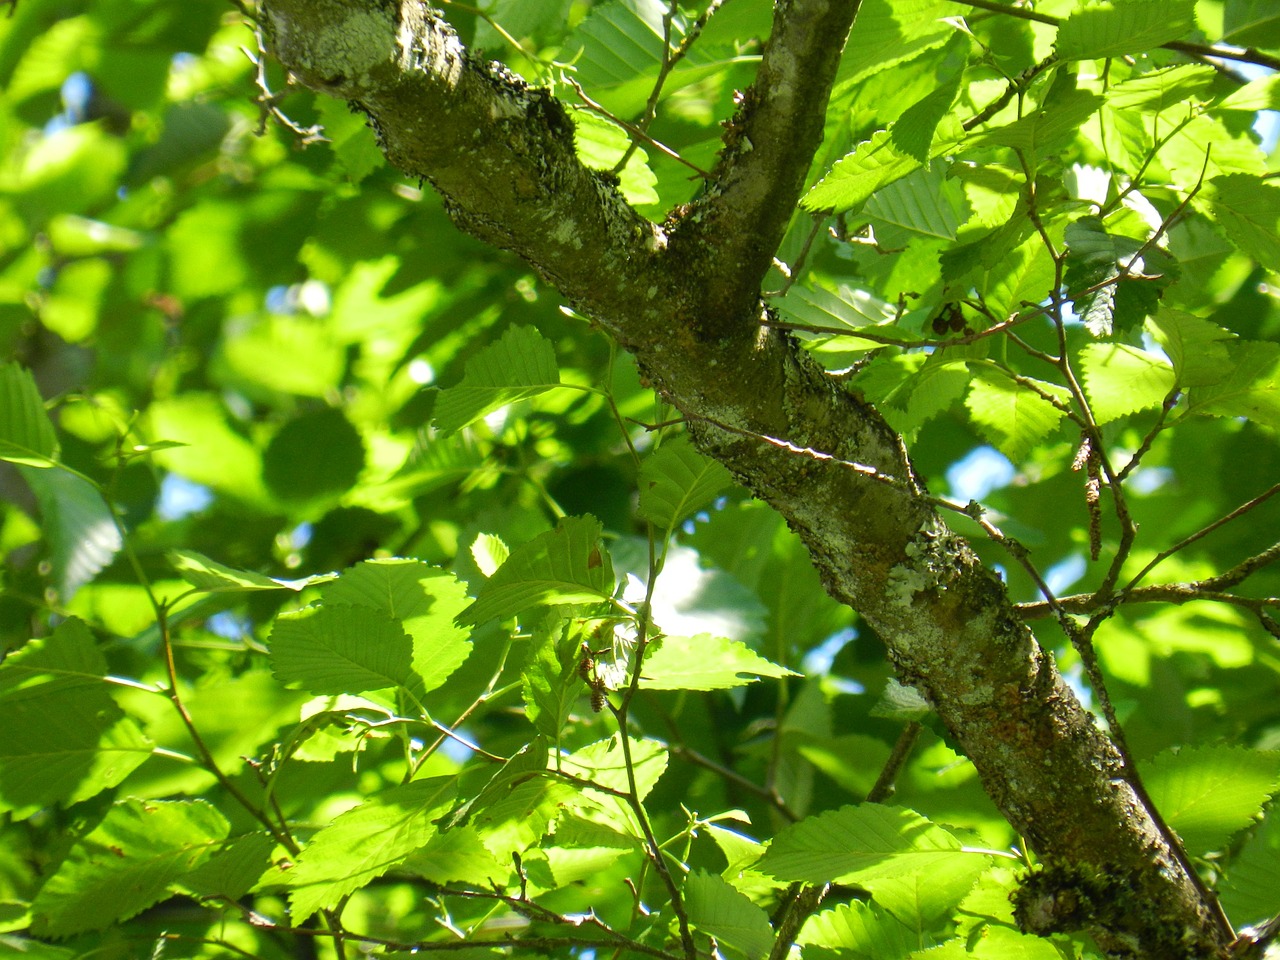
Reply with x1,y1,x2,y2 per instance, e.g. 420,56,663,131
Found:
837,0,954,87
1142,745,1280,856
1078,343,1175,423
865,165,970,242
637,438,732,533
19,466,121,600
30,799,228,937
1057,0,1196,60
799,899,919,958
891,55,964,165
561,735,667,802
321,559,472,694
1188,341,1280,429
521,621,579,742
400,825,506,886
775,282,898,335
639,633,797,690
433,326,561,434
966,89,1104,156
757,804,968,884
269,603,416,695
965,925,1065,959
0,619,152,816
963,368,1069,462
169,549,336,593
1146,310,1237,388
286,777,457,919
685,870,775,959
1204,174,1280,273
802,129,906,213
1218,814,1280,924
445,739,548,830
458,515,614,625
0,362,59,466
178,833,274,901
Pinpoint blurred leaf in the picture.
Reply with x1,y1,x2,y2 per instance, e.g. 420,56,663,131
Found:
19,466,121,600
1188,341,1280,428
0,362,58,466
1204,174,1280,273
169,549,336,593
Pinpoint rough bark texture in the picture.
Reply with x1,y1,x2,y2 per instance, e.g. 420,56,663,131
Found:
262,2,1230,956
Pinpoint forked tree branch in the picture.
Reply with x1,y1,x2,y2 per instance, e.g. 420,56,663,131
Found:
261,1,1232,955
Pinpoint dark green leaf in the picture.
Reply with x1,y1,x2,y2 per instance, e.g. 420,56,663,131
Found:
0,362,59,466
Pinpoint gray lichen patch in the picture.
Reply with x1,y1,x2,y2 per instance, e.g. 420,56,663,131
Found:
268,2,395,93
885,515,965,608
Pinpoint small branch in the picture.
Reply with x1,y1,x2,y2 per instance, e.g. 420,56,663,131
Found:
669,743,799,821
1124,483,1280,592
866,721,922,804
949,0,1280,71
568,78,712,179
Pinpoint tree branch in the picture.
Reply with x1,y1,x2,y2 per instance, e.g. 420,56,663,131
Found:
260,2,1232,954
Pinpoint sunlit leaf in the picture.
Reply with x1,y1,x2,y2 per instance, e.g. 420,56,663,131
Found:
963,367,1070,461
639,633,796,690
169,549,336,592
269,603,416,695
19,467,121,600
1188,341,1280,429
637,438,732,533
285,778,458,919
433,325,563,434
685,870,775,959
1056,0,1196,60
458,515,615,625
1146,309,1237,388
757,804,970,885
321,559,473,693
1204,174,1280,273
1142,745,1280,856
799,899,920,958
1078,343,1175,424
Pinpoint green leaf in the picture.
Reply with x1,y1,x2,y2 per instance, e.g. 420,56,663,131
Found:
19,466,121,600
1218,814,1280,925
178,832,275,901
1146,309,1237,388
521,620,580,742
639,633,797,690
285,777,458,919
1056,0,1196,60
1141,745,1280,856
757,804,972,885
1204,174,1280,273
804,129,922,215
966,88,1104,156
432,325,562,434
963,367,1070,461
684,870,775,960
1188,341,1280,429
444,739,549,829
837,0,955,86
799,899,920,959
316,96,383,183
0,362,59,466
864,165,971,242
1106,64,1217,111
30,798,229,937
571,108,659,208
322,559,473,694
1078,343,1175,424
775,282,898,336
637,438,732,533
471,532,510,577
169,549,337,593
399,825,506,886
263,406,366,508
458,515,615,625
1218,74,1280,112
269,603,417,695
0,619,152,816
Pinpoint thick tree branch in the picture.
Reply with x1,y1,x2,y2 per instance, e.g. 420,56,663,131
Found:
261,2,1232,956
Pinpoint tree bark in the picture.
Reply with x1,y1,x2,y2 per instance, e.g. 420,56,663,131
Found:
261,1,1230,956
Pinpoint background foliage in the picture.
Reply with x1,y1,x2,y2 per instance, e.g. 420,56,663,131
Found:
2,0,1280,957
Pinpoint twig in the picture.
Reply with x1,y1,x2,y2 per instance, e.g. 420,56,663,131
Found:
1123,484,1280,593
567,78,712,179
668,743,799,821
866,721,922,804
